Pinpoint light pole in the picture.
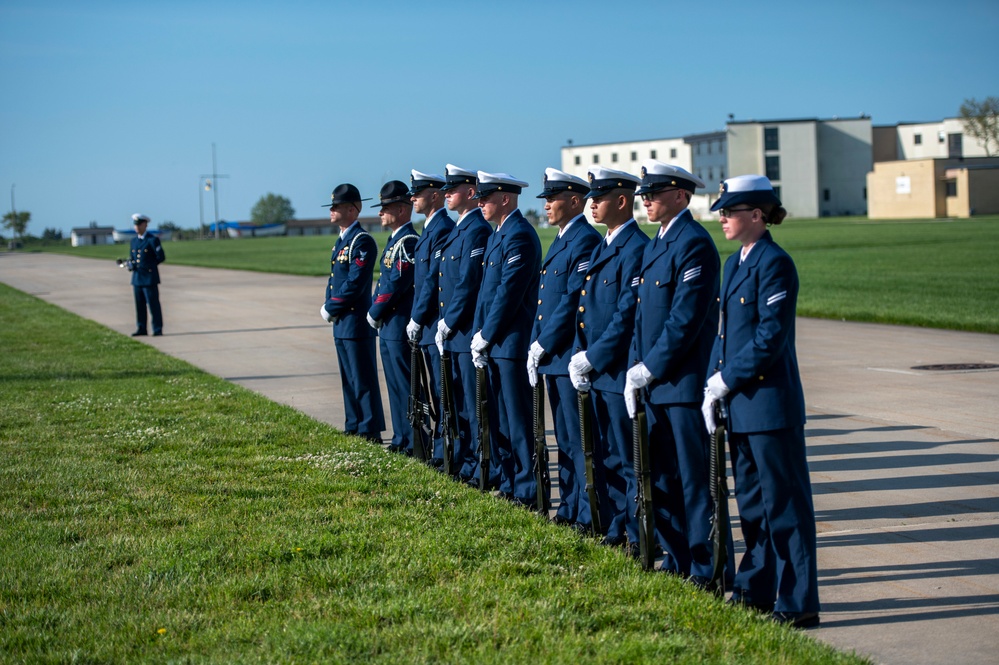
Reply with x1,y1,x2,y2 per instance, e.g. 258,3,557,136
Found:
200,143,229,240
198,177,210,239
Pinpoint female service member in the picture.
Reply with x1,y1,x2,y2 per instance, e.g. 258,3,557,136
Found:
701,175,820,628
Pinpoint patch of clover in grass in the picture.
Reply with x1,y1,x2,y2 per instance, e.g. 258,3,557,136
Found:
274,449,405,478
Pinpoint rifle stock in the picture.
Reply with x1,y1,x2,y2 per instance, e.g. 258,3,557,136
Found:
407,340,431,462
475,365,491,491
632,390,656,571
439,351,458,477
533,381,551,516
577,390,602,536
708,399,729,595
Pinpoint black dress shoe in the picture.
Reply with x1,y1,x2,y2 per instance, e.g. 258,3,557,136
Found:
511,497,538,511
688,576,715,591
553,515,574,526
771,611,820,628
728,594,775,614
131,330,147,336
152,331,162,336
600,535,626,548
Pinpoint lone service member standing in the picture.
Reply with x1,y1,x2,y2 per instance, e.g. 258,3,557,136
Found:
702,174,820,628
128,213,166,337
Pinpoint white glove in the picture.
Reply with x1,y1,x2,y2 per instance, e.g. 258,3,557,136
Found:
706,372,730,400
569,367,591,392
528,341,545,364
437,318,452,339
568,351,593,376
702,390,718,435
472,348,489,369
366,313,381,330
526,354,539,387
435,328,445,355
470,331,489,354
320,304,333,323
406,319,421,342
625,363,654,391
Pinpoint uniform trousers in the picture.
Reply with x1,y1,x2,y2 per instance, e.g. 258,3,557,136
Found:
729,426,820,614
421,344,444,464
133,284,163,334
591,388,637,543
547,374,590,526
334,336,385,439
484,357,537,504
379,336,411,452
449,351,480,481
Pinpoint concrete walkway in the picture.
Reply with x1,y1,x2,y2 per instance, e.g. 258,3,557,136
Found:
2,252,998,665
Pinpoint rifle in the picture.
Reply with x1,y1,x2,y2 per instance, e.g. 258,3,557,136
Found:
577,389,602,536
439,351,459,477
533,381,551,516
632,389,656,571
407,340,432,463
475,364,491,491
708,399,730,595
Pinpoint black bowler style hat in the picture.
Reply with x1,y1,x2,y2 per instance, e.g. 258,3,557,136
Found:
322,183,371,208
371,180,413,208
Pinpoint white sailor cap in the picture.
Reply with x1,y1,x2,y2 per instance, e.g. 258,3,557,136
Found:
408,169,446,196
131,213,150,224
710,174,782,211
636,160,705,195
585,166,641,199
537,167,590,198
472,171,529,199
440,164,478,192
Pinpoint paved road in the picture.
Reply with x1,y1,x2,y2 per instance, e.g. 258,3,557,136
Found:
3,252,998,665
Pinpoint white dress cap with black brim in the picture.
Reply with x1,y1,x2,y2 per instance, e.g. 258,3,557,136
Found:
408,169,447,196
439,164,478,192
636,159,705,195
473,171,529,199
584,166,641,199
537,167,590,198
710,174,782,211
131,213,150,224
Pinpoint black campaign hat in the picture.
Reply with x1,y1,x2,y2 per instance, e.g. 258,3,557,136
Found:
371,180,413,208
323,183,371,208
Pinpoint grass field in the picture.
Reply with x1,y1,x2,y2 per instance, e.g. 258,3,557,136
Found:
0,283,866,664
40,215,999,334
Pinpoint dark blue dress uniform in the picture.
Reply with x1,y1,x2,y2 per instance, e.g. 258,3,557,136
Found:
370,222,419,453
473,208,542,503
532,214,601,524
576,220,649,542
437,207,492,479
324,222,385,441
410,206,455,461
711,229,818,616
129,231,166,335
631,208,720,577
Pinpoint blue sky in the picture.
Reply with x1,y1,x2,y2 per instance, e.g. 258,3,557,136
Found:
2,0,997,235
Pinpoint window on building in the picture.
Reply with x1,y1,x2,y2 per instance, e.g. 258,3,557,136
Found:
914,133,922,145
593,154,599,164
611,152,618,163
945,180,958,197
765,155,780,182
574,155,581,165
650,149,657,159
863,187,867,200
631,151,637,161
772,185,781,200
708,167,713,181
669,148,676,159
823,188,830,202
720,169,725,180
707,142,712,155
764,127,779,151
696,143,702,155
938,131,946,144
948,133,963,158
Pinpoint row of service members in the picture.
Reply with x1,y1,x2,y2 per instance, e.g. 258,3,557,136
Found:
319,163,820,628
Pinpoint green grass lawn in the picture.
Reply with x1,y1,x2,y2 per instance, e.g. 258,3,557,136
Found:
0,283,866,664
32,215,999,333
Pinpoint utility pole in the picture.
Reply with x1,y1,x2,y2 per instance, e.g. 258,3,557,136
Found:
200,143,229,240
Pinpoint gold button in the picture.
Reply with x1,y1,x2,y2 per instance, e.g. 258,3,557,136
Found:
740,297,745,304
655,280,660,286
586,275,591,281
578,306,584,313
717,297,720,302
538,299,542,305
640,278,644,284
554,269,559,274
538,315,542,320
541,284,545,289
490,261,494,266
637,297,641,303
603,279,607,284
542,269,547,274
440,301,444,307
759,375,764,381
579,322,585,329
581,289,587,296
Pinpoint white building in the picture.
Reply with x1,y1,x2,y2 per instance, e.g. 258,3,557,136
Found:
71,225,115,247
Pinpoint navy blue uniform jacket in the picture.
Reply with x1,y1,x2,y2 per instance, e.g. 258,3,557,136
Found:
324,224,378,340
410,208,455,346
631,210,719,404
438,209,492,353
575,221,649,393
710,231,805,433
531,216,602,375
129,234,165,287
370,223,419,342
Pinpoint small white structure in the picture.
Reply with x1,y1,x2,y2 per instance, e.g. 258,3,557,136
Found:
71,226,115,247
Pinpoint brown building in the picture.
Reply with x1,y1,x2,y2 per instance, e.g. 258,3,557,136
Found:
866,157,999,219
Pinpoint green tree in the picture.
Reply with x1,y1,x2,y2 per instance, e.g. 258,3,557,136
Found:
41,228,63,241
2,210,30,244
959,96,999,156
250,193,295,225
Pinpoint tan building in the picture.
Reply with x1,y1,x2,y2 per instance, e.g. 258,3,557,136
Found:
866,157,999,218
